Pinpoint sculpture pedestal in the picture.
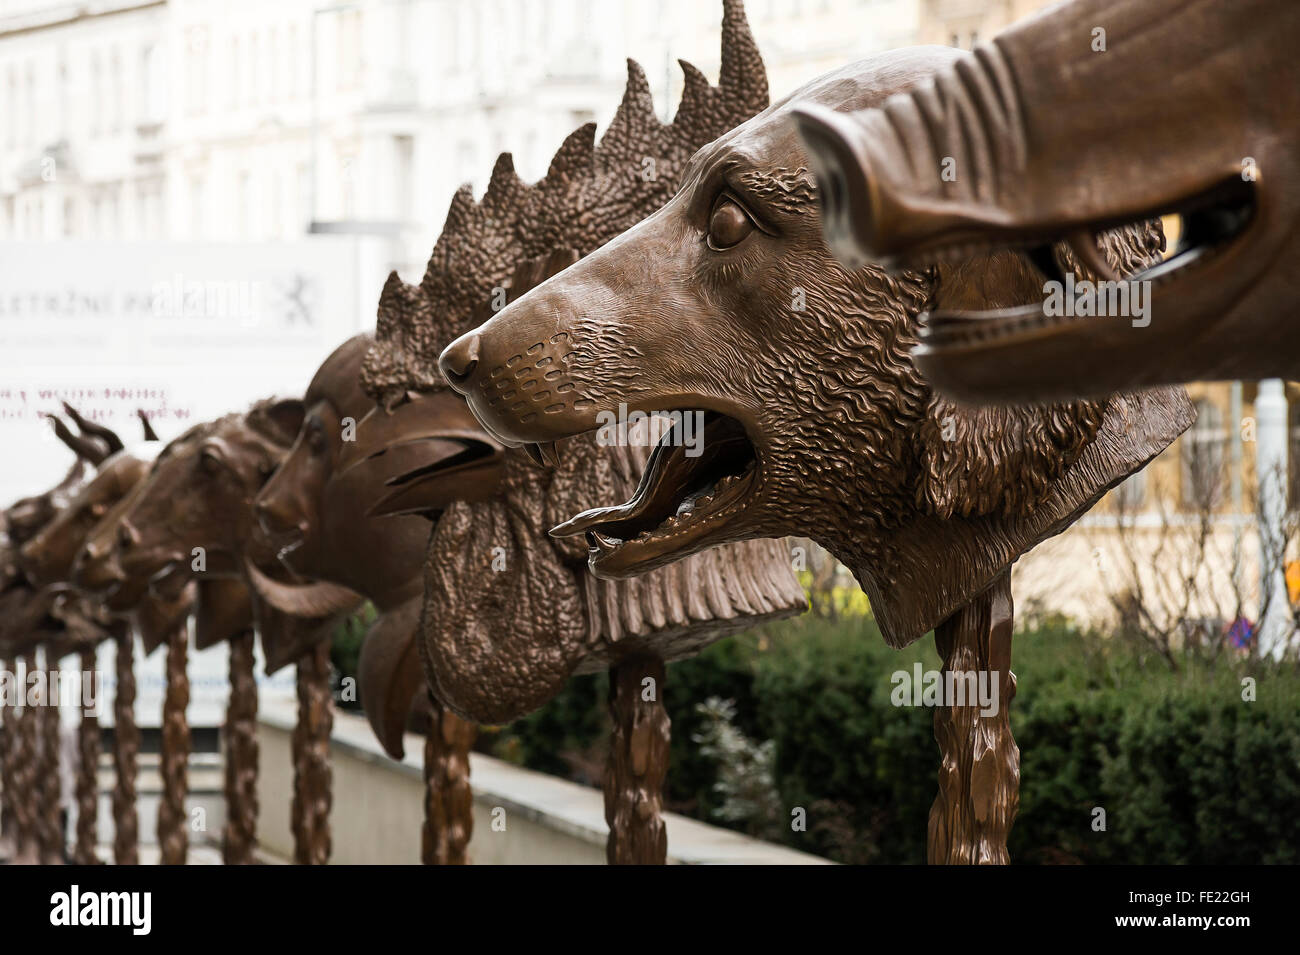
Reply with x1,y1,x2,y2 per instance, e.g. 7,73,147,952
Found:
157,625,190,865
603,654,669,865
222,630,259,865
73,648,101,865
36,657,64,864
927,570,1019,864
422,696,475,865
112,626,139,865
291,639,333,865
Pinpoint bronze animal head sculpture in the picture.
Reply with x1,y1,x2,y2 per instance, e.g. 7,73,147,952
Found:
360,0,808,725
248,334,502,755
20,452,153,592
438,47,1195,651
0,410,146,657
80,400,353,665
790,0,1299,403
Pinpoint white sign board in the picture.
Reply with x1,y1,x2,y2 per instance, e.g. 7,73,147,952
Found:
1,236,386,726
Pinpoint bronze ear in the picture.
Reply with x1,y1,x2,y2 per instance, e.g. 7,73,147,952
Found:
264,398,307,447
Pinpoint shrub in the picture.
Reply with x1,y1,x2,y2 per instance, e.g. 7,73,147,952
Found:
472,610,1300,864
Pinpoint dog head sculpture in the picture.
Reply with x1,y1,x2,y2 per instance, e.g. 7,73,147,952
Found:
791,0,1298,402
359,0,808,725
439,46,1195,651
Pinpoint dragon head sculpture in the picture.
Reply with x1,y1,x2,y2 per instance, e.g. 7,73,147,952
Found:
438,45,1195,652
791,0,1298,402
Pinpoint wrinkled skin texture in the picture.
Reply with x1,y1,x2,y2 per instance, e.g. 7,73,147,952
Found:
440,48,1195,651
362,0,807,726
791,0,1300,402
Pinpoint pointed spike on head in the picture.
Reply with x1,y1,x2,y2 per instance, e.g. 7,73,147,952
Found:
599,58,660,162
546,122,597,180
719,0,769,115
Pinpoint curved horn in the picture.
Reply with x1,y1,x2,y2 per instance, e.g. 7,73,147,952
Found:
46,415,108,466
244,557,364,618
62,402,125,455
137,409,160,442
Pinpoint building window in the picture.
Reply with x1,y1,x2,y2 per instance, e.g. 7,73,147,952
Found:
5,66,15,149
1114,468,1148,514
1182,398,1227,511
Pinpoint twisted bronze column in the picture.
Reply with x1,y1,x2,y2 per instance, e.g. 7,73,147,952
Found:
156,625,190,865
112,625,139,865
291,640,332,865
928,570,1019,865
73,648,101,865
422,696,475,865
11,655,38,863
221,630,259,865
36,655,64,863
0,656,14,856
603,655,670,865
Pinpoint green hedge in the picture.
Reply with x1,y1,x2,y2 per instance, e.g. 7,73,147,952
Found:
486,612,1300,864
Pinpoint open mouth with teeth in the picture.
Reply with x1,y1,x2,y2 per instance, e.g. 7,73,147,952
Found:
916,178,1257,350
549,410,760,576
915,178,1258,353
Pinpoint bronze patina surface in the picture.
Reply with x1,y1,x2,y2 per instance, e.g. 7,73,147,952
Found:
251,333,493,864
360,0,805,864
82,399,353,864
437,47,1194,862
360,0,804,729
791,0,1299,402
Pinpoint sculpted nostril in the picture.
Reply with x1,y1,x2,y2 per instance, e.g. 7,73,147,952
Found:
439,333,481,392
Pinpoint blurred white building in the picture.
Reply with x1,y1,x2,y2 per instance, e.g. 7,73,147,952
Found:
0,0,934,278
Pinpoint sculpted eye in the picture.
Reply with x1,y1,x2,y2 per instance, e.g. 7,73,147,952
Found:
199,448,222,475
707,196,756,250
89,502,107,519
